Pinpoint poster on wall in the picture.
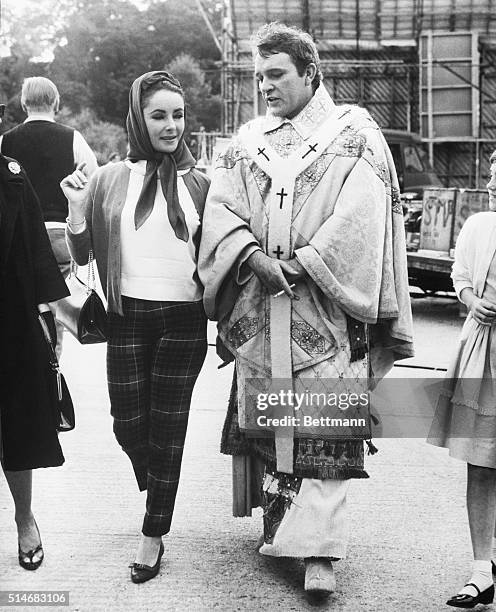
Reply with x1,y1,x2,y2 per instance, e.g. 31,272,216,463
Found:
451,189,489,247
419,188,457,252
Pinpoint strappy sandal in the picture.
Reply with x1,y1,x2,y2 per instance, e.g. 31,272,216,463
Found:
18,520,44,571
446,583,494,608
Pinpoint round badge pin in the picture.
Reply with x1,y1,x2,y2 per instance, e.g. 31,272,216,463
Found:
8,161,21,174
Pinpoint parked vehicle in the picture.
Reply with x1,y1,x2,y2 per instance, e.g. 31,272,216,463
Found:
383,129,442,200
383,129,443,248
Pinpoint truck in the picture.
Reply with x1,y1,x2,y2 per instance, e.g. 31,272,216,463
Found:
382,130,462,294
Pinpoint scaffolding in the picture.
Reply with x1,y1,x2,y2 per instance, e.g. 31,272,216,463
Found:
220,0,496,187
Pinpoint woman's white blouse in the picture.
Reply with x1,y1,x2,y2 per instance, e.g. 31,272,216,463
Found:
120,159,202,301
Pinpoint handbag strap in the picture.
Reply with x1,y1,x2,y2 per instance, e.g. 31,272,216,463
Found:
38,314,63,400
70,250,96,293
87,249,96,291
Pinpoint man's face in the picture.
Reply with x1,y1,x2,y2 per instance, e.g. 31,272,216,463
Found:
255,52,314,119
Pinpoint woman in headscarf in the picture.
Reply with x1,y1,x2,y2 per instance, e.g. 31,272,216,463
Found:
62,71,210,583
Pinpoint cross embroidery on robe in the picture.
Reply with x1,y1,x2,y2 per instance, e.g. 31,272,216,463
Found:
257,147,269,161
276,187,288,209
302,143,318,159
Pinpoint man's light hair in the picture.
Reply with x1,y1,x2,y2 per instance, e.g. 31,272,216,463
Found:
21,77,60,113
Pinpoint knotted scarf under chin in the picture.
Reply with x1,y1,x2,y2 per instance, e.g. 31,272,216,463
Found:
126,70,198,240
133,152,193,240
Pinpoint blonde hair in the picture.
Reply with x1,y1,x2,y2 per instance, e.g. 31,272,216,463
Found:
21,77,60,113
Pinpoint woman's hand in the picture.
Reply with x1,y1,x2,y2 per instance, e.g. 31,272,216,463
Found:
461,289,496,325
470,297,496,325
60,163,90,220
37,305,57,346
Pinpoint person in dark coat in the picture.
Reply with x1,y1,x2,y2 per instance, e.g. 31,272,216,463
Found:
0,147,69,571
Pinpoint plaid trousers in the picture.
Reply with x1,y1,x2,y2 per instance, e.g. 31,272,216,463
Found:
107,297,207,536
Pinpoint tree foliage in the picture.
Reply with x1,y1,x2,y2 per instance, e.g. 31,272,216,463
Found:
57,107,128,164
0,0,222,138
168,53,221,137
49,0,221,125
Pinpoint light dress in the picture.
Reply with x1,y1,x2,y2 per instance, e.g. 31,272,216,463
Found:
428,251,496,468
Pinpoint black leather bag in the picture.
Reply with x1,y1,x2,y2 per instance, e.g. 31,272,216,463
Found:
38,314,75,432
56,251,107,344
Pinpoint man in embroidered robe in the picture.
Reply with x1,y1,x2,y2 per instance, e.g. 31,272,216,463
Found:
198,22,414,594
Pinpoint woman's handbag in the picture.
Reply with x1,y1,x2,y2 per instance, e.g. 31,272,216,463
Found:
38,314,75,432
56,250,107,344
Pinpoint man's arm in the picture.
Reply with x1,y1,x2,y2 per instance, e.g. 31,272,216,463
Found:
73,130,98,176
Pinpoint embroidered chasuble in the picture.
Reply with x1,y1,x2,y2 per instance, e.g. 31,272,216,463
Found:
198,85,414,476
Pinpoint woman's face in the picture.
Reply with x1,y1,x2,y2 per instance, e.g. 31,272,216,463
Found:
143,89,185,154
488,161,496,211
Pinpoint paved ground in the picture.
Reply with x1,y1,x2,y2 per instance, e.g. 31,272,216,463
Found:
0,295,486,611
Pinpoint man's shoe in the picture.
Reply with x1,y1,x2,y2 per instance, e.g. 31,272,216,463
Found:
446,583,494,608
129,543,164,584
304,557,336,594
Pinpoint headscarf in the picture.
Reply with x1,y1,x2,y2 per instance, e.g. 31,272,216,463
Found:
126,70,196,240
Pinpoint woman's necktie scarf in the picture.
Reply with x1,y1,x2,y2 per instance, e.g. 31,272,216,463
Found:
126,70,199,241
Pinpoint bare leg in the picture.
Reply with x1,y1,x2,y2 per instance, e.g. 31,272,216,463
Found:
3,469,43,563
467,463,496,561
452,463,496,599
135,534,162,566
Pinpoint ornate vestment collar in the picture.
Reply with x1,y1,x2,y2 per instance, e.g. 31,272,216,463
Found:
261,84,336,140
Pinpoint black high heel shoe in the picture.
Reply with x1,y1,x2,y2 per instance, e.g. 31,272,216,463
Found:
129,542,164,584
18,520,44,571
446,583,494,608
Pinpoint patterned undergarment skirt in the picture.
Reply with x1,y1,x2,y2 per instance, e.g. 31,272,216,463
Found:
259,470,351,558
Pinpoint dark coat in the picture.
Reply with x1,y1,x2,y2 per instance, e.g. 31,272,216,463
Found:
0,154,69,471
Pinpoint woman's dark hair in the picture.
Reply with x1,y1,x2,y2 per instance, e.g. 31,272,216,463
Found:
140,72,185,109
252,22,322,92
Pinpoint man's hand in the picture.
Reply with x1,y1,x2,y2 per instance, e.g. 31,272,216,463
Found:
247,250,296,298
279,258,306,282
